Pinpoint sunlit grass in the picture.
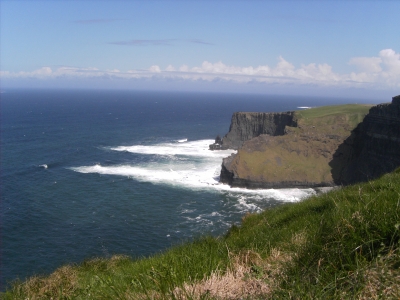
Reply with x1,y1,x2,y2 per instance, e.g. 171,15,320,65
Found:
295,104,372,127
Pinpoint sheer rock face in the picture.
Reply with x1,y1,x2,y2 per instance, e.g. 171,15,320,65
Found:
333,95,400,184
219,129,349,189
219,112,297,150
219,97,400,189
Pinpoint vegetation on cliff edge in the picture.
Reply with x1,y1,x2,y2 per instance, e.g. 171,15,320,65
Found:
2,168,400,299
228,104,372,186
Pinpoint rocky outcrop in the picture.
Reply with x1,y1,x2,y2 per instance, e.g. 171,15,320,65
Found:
218,104,374,189
331,95,400,184
210,111,297,150
220,151,333,188
218,97,400,189
209,135,223,150
219,130,348,189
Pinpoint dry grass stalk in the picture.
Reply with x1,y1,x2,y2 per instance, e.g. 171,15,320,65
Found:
107,254,130,268
358,250,400,299
172,249,292,300
291,231,307,246
22,265,78,299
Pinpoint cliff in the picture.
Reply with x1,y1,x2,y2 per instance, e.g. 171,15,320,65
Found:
331,95,400,184
210,111,297,150
219,104,375,188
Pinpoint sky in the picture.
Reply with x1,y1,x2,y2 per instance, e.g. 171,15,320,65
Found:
1,0,399,99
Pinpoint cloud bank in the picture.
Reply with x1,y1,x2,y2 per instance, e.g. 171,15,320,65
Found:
2,49,399,90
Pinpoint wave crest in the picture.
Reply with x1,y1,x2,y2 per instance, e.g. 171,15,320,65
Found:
70,139,315,202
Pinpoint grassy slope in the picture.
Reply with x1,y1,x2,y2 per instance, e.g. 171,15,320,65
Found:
3,168,400,299
296,104,371,126
229,104,372,185
295,104,371,139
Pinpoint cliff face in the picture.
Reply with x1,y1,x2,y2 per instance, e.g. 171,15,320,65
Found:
219,104,374,188
219,98,400,189
219,111,297,150
331,95,400,184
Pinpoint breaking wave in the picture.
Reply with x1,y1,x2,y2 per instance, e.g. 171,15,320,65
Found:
109,139,230,158
70,139,315,202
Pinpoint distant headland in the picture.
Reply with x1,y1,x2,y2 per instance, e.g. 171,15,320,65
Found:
210,95,400,189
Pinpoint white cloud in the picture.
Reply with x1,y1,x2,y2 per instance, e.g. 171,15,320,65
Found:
5,67,54,78
347,49,400,88
32,67,53,76
349,57,382,73
2,49,399,89
148,65,161,73
165,65,175,71
379,49,400,75
274,56,295,76
179,65,189,72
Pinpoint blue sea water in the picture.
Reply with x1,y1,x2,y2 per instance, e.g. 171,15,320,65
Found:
0,89,380,290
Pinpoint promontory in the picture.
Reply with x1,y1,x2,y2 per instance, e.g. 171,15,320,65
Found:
210,95,400,188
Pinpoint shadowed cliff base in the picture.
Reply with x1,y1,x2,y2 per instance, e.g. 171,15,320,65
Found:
330,95,400,185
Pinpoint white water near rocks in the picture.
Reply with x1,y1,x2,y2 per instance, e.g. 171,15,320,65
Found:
71,139,315,200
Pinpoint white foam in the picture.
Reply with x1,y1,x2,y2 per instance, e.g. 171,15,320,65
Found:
177,138,187,143
222,186,315,202
70,162,223,188
235,196,262,212
71,139,315,202
297,106,312,109
39,164,48,169
109,139,233,158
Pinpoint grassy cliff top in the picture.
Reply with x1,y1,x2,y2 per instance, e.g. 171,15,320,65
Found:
227,104,373,186
3,168,400,299
295,104,372,128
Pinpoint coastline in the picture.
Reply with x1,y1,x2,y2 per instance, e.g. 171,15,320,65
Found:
214,97,400,190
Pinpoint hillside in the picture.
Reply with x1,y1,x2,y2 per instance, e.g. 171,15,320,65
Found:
3,168,400,299
220,104,372,188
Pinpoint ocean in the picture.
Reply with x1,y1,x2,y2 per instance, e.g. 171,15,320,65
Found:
0,89,379,290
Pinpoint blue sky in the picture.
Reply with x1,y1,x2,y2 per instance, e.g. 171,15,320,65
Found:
1,0,399,99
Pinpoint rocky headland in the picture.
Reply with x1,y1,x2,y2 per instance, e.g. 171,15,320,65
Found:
216,95,400,189
210,111,297,150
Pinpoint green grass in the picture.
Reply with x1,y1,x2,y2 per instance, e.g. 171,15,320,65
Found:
3,168,400,299
295,104,372,131
295,104,372,122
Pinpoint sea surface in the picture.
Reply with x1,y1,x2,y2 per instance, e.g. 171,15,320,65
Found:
0,89,380,290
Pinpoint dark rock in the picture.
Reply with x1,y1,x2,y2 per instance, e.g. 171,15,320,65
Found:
220,155,235,184
330,95,400,184
220,111,297,149
209,135,224,150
